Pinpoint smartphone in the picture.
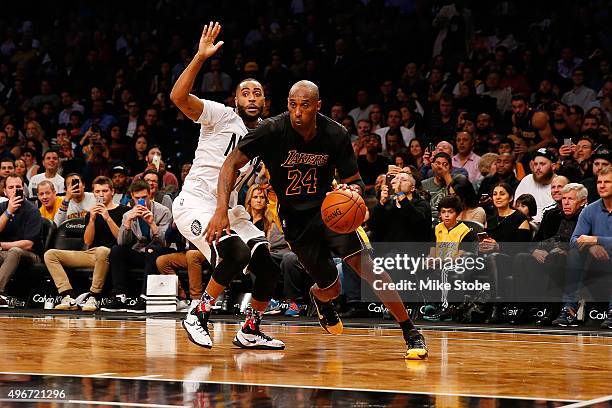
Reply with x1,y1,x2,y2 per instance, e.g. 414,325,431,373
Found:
91,124,100,134
96,196,104,205
385,173,395,191
152,153,161,171
71,178,80,188
428,143,435,153
564,138,572,147
137,197,146,206
15,189,24,200
477,232,489,242
480,193,489,201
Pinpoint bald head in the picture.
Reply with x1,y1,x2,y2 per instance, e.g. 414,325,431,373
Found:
289,80,320,102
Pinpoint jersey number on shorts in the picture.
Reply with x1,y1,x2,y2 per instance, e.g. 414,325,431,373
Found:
286,168,317,195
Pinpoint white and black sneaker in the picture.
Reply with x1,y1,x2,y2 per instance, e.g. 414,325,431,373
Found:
101,295,127,312
126,296,146,313
54,295,78,310
81,296,99,312
233,307,285,350
182,300,213,348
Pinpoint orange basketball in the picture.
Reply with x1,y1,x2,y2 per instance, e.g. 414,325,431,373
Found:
321,189,367,234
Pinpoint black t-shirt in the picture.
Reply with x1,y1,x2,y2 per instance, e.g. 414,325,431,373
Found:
238,112,359,214
357,155,390,186
513,110,542,147
83,205,129,248
0,200,42,255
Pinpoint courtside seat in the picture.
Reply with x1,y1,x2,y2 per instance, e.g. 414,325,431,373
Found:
26,217,57,275
52,218,95,276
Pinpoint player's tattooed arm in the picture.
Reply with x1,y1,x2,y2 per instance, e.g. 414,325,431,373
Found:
215,148,251,211
206,148,250,243
170,22,224,121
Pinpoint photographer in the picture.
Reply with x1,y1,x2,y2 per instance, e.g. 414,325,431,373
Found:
369,171,432,242
0,174,42,307
54,173,96,225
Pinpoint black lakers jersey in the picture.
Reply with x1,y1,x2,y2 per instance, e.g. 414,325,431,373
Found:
237,112,358,213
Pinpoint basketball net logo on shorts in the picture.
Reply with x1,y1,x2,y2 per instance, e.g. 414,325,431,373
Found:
281,150,329,167
191,219,203,236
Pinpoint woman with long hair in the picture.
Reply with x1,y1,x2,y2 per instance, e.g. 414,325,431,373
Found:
407,138,425,171
24,120,49,152
245,184,275,235
129,135,149,176
448,174,486,225
481,182,531,253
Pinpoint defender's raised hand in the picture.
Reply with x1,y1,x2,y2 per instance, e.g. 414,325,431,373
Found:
197,22,224,60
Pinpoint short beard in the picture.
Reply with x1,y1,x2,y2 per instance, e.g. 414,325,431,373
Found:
534,168,554,184
236,104,263,123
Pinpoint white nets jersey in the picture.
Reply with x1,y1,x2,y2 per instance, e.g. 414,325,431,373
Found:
181,99,255,206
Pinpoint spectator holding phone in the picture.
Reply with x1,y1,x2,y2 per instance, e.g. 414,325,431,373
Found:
369,172,432,242
54,173,96,225
27,149,65,197
44,176,129,311
103,180,171,313
132,146,178,190
0,174,42,307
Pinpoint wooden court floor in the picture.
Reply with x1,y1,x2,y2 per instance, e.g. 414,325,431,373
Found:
0,315,611,406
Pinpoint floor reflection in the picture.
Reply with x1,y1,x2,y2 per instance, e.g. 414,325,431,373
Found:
0,374,573,407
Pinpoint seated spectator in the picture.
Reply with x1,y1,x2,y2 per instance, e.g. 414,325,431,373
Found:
478,153,498,180
54,173,96,225
28,149,64,196
37,180,63,221
422,196,478,321
142,170,173,211
132,145,179,190
129,136,148,176
515,194,539,238
111,165,131,205
558,136,595,181
407,139,425,171
14,159,27,183
21,148,39,182
44,176,129,311
0,158,14,177
452,131,482,183
369,172,432,242
244,184,304,317
561,68,596,111
422,152,453,222
421,141,469,179
383,127,408,159
449,174,486,225
0,174,43,307
480,182,531,254
103,180,172,313
0,130,15,161
478,152,519,202
357,134,390,193
497,137,526,180
553,167,612,329
375,108,415,147
581,146,611,203
514,148,557,222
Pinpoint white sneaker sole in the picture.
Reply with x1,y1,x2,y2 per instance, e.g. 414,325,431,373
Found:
182,319,212,349
232,331,285,350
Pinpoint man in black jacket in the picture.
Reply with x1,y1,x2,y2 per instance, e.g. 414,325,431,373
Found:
369,172,432,242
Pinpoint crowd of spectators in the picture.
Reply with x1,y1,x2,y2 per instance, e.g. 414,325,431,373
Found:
0,1,611,327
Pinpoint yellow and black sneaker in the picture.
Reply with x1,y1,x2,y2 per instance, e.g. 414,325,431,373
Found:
309,289,343,335
405,333,428,360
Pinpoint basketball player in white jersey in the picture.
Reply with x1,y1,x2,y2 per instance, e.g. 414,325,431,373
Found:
170,22,284,350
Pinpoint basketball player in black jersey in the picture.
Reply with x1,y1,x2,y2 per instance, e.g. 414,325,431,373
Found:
206,80,428,359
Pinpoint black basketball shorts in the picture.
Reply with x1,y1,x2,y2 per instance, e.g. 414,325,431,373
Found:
280,207,364,289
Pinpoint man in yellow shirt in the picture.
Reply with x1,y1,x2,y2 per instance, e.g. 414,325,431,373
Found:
38,180,63,221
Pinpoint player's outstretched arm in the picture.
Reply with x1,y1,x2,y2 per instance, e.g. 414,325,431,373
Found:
170,21,224,121
204,148,250,244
